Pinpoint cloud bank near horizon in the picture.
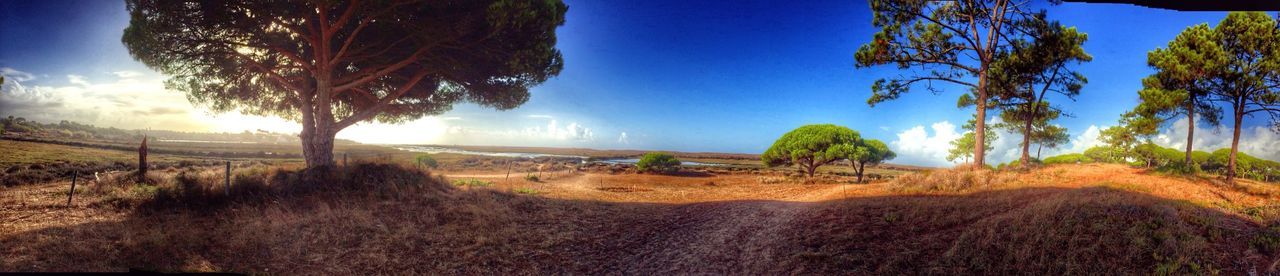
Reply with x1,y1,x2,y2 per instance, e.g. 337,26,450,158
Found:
0,67,635,148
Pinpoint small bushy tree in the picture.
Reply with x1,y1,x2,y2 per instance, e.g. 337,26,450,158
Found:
947,116,997,164
636,152,681,174
762,124,860,178
848,139,895,182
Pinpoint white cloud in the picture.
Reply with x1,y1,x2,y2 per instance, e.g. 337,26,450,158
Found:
526,114,554,119
1152,116,1280,161
890,121,961,167
1,67,36,82
67,75,90,86
112,71,144,78
530,119,594,141
888,116,1110,167
617,132,630,144
1068,125,1104,152
443,117,601,145
0,68,227,132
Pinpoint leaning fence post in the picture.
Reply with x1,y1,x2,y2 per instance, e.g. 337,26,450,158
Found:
224,161,232,196
66,171,78,207
505,160,513,181
343,153,348,167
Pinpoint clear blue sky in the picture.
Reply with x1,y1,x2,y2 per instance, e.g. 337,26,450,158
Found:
1,0,1275,166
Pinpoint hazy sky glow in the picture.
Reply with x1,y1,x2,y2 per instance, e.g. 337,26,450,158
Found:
1,0,1277,166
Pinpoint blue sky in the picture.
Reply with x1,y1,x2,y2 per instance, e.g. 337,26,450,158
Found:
1,0,1277,166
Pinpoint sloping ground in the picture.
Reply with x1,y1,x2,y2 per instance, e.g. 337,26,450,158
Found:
2,164,1279,274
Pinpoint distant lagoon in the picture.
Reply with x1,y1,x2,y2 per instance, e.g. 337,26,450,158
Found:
394,145,730,166
394,145,589,159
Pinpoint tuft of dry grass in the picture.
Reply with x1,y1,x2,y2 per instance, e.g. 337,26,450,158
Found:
79,161,446,211
886,167,1019,193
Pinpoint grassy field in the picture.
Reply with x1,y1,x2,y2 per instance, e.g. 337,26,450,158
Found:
5,140,1280,273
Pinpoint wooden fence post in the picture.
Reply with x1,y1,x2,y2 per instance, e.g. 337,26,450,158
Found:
224,161,231,196
505,160,512,181
66,171,78,207
343,153,348,167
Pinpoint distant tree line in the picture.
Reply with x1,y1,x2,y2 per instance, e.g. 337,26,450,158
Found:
1041,144,1280,182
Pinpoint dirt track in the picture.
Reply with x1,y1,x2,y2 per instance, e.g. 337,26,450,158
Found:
441,170,871,273
440,164,1279,274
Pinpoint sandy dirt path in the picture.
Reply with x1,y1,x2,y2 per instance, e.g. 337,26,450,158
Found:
439,170,863,273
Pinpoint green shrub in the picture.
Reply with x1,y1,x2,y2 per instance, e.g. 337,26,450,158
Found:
1043,153,1093,165
514,187,539,195
1157,161,1202,176
1084,146,1125,163
636,152,681,174
415,154,439,169
1251,224,1280,256
451,179,493,187
524,174,540,182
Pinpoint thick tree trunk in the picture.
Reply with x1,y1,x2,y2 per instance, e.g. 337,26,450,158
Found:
300,78,339,169
856,162,866,183
1185,98,1195,166
303,129,337,168
1227,108,1243,181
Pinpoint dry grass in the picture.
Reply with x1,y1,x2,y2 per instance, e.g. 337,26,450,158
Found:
785,187,1250,275
886,166,1020,193
6,160,1280,274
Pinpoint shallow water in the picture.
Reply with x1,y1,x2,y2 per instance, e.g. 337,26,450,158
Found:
594,158,728,167
394,145,732,166
394,145,589,159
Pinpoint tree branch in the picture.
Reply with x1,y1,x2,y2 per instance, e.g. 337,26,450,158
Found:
334,69,433,130
332,47,430,92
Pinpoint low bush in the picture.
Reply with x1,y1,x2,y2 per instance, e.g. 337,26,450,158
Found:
636,152,681,174
1250,223,1280,256
451,179,494,188
1156,161,1203,176
415,154,439,169
513,187,539,195
1043,153,1092,165
90,161,448,210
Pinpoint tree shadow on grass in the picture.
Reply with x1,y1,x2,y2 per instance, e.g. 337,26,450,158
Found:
1,180,1272,274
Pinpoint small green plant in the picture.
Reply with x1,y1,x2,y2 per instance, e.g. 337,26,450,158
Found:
514,187,539,195
1251,224,1280,255
524,174,540,182
882,212,899,223
120,183,161,203
415,154,439,169
450,179,493,187
636,152,681,174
